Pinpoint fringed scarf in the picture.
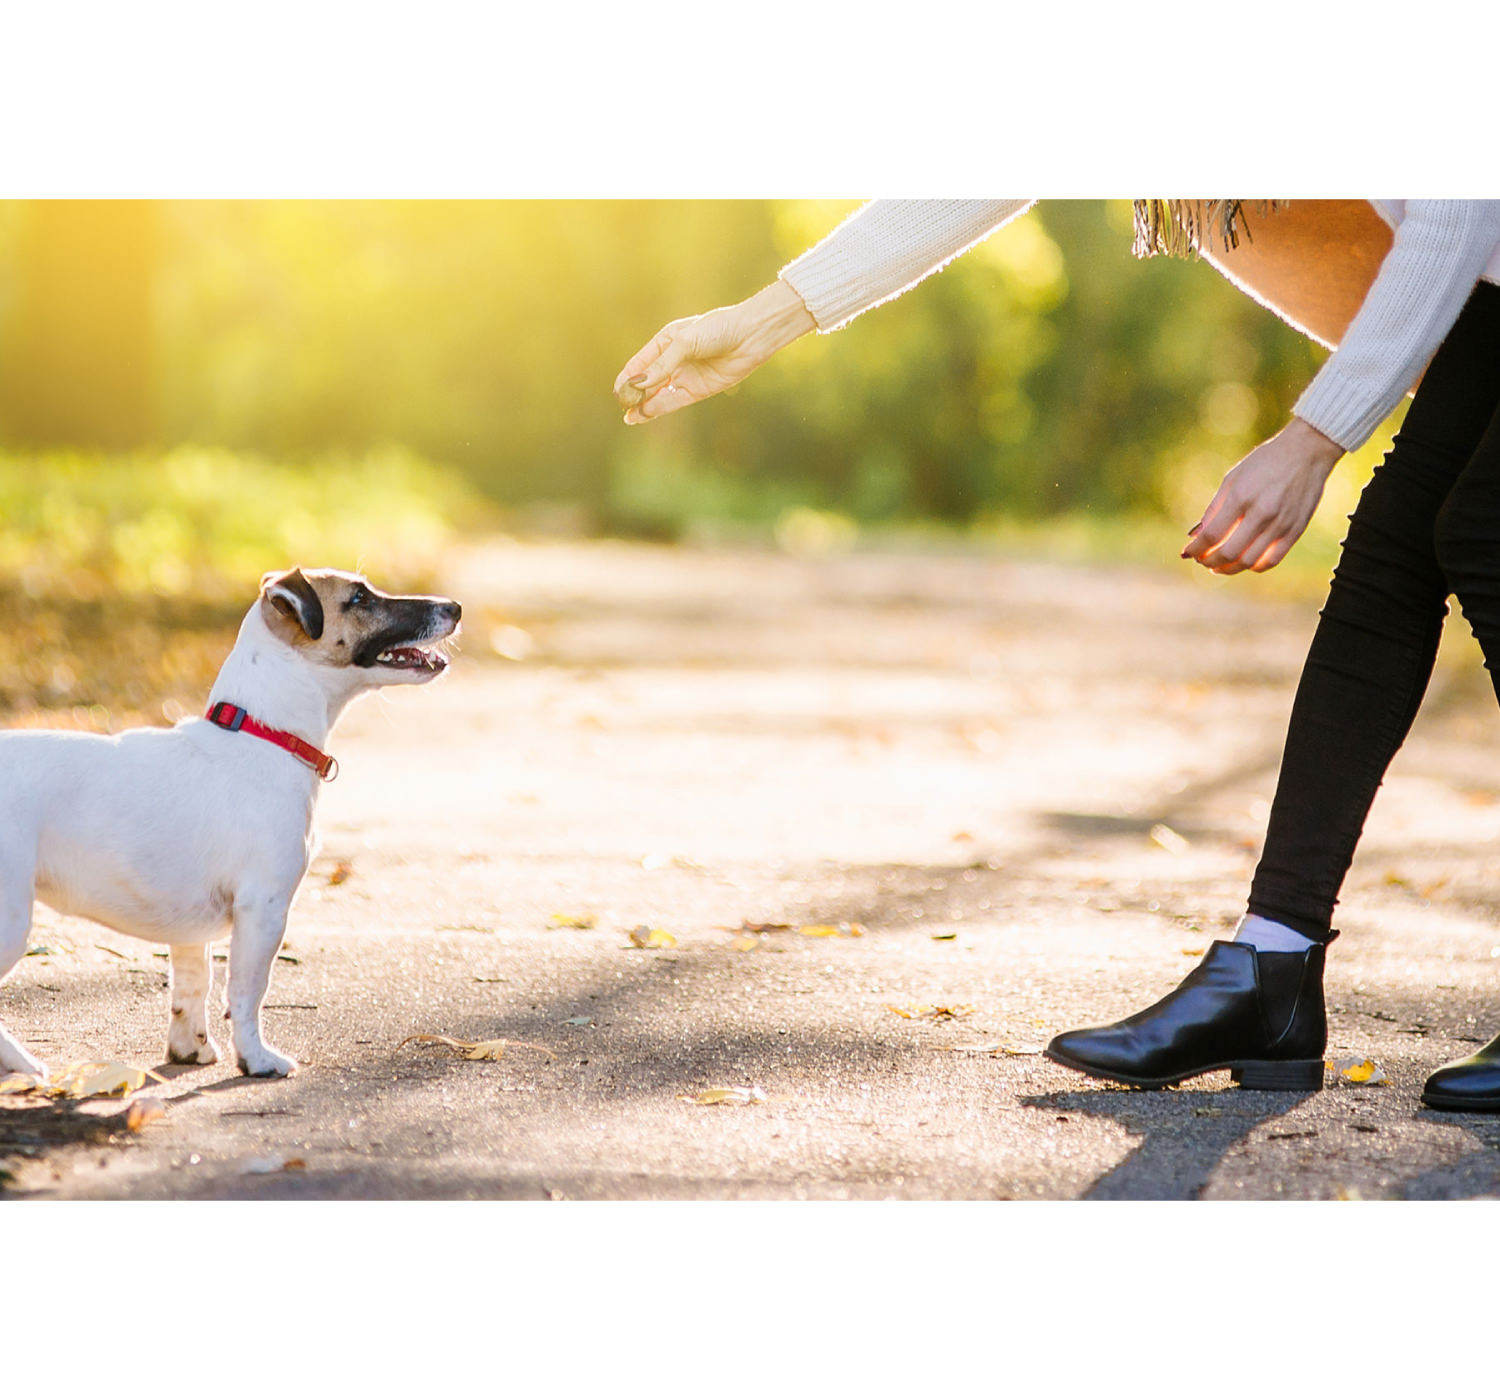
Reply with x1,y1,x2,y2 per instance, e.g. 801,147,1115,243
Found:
1131,200,1291,260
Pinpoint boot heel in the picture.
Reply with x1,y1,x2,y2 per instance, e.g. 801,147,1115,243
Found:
1230,1059,1325,1091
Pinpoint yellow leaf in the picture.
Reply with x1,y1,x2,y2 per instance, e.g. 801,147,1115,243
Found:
125,1097,167,1132
328,860,354,886
729,935,763,952
886,1003,975,1021
1149,824,1190,856
628,926,676,948
400,1034,557,1061
681,1086,766,1106
549,912,597,930
0,1073,43,1095
1328,1057,1390,1086
47,1061,163,1099
799,922,865,939
1180,947,1205,957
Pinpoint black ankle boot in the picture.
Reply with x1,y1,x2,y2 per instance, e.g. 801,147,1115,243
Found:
1422,1032,1500,1111
1044,939,1331,1090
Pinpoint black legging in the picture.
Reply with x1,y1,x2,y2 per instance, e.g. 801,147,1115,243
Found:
1249,281,1500,942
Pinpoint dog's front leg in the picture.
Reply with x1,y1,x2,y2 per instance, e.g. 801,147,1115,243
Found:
0,869,45,1077
167,943,220,1065
227,893,297,1078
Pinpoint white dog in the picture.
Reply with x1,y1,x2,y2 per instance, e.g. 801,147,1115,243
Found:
0,568,460,1078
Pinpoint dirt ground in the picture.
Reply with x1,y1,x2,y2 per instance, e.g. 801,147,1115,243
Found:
7,536,1500,1201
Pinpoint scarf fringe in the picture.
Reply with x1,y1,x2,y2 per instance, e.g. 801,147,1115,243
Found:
1131,200,1288,260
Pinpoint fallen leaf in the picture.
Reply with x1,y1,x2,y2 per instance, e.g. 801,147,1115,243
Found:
95,944,131,959
951,831,974,843
799,922,865,939
400,1034,557,1061
680,1086,766,1106
0,1073,43,1095
930,932,958,942
1180,947,1205,957
549,912,597,930
729,935,763,952
735,921,793,934
47,1061,165,1099
276,952,301,965
124,1097,167,1132
563,1016,593,1027
628,926,677,949
328,860,353,886
1328,1057,1390,1086
886,1003,975,1021
1149,823,1190,856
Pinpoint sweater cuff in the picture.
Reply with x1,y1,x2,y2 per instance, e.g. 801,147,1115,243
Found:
1293,364,1403,453
780,243,881,333
780,199,1034,332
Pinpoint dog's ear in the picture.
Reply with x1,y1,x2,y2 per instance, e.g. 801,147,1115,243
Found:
261,568,325,641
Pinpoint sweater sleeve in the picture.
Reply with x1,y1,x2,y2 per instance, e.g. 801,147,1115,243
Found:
1294,200,1500,451
779,199,1036,332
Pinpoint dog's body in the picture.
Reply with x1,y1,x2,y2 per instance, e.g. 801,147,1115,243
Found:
0,568,459,1079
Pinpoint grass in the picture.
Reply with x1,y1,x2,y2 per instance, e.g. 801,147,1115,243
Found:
0,445,490,725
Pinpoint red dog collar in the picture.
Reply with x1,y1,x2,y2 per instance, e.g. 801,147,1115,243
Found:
205,701,339,782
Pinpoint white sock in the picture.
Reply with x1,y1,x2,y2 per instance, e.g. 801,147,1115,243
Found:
1233,914,1316,953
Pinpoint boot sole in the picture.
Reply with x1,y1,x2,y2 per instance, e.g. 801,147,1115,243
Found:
1420,1087,1500,1113
1044,1046,1325,1092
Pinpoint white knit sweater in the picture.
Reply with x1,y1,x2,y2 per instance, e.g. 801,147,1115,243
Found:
779,199,1500,452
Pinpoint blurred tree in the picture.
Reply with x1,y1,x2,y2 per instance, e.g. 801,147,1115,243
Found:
0,201,160,448
0,199,1330,531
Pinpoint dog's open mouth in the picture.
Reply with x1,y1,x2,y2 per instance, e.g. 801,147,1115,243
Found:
372,644,449,674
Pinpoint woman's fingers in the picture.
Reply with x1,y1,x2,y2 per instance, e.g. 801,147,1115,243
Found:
625,380,697,425
1181,489,1240,563
613,329,671,396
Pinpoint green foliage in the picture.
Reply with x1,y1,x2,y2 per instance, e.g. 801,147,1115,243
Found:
0,444,484,600
619,200,1337,534
0,199,1384,545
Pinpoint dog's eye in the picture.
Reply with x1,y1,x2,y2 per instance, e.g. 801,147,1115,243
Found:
347,586,371,608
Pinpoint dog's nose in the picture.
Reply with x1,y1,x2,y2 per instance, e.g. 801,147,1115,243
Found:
444,600,462,623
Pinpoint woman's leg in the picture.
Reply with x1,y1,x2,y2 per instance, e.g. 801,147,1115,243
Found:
1249,282,1500,940
1046,284,1500,1091
1418,344,1500,1111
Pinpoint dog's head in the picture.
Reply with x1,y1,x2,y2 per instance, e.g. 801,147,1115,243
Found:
258,567,462,687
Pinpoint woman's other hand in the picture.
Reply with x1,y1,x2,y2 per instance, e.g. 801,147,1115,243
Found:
613,280,815,424
1182,418,1346,574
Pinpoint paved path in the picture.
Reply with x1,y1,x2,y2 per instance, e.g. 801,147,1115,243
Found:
6,539,1500,1199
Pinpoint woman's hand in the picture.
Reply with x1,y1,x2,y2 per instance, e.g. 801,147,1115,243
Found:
613,280,815,424
1182,418,1346,575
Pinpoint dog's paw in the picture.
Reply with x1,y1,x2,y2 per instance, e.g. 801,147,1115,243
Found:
168,1010,220,1066
235,1046,297,1078
167,1033,221,1066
